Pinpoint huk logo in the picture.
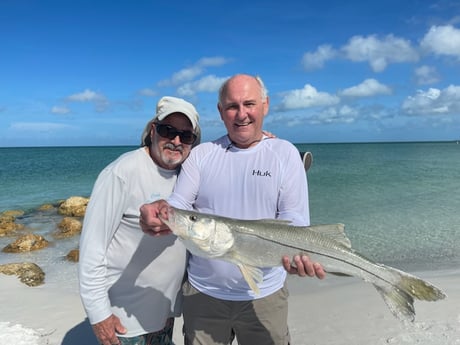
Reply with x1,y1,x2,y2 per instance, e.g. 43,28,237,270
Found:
252,169,271,177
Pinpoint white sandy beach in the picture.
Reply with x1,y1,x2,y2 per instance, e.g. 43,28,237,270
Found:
1,268,458,345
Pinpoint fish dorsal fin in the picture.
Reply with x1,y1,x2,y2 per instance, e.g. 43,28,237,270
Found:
237,263,263,295
307,223,351,248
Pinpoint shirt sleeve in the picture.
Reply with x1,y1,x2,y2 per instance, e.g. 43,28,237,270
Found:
78,167,127,324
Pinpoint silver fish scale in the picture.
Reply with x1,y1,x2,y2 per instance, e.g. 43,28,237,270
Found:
229,220,389,280
165,207,447,322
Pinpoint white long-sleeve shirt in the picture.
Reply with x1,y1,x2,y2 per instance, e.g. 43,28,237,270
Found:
79,147,187,336
168,136,309,300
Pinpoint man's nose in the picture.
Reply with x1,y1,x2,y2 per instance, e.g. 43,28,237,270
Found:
171,135,182,145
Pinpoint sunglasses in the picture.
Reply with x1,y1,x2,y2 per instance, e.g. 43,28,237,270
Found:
154,123,197,145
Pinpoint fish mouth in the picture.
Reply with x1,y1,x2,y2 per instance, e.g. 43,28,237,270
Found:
159,206,174,225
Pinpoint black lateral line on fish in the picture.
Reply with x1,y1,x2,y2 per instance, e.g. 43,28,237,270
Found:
234,230,400,288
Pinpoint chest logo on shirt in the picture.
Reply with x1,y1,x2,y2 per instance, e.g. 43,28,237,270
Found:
146,193,162,203
252,169,272,177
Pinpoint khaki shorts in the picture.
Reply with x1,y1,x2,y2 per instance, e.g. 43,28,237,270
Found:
182,280,290,345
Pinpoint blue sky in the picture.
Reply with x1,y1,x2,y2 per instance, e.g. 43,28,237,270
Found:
1,0,460,147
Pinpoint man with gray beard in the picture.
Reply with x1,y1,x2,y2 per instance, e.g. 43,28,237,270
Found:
79,96,200,345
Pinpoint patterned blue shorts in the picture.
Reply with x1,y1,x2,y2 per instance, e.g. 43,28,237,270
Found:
118,318,175,345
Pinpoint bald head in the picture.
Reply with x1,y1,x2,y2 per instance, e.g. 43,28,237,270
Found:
217,74,270,149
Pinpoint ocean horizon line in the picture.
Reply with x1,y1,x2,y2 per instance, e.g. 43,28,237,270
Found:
1,139,459,149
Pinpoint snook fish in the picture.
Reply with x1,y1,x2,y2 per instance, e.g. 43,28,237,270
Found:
160,206,446,322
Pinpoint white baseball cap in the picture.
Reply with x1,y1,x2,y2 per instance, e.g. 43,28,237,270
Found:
141,96,200,146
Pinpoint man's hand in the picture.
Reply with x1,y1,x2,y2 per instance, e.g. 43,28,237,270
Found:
139,199,172,236
262,129,276,138
92,314,126,345
282,255,326,279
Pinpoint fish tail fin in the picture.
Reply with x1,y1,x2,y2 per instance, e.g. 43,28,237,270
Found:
373,271,447,322
374,284,415,322
397,272,447,302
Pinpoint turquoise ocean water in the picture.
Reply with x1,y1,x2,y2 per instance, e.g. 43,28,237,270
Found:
1,142,459,291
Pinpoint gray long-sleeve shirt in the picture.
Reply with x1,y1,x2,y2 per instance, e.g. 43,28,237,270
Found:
79,147,187,336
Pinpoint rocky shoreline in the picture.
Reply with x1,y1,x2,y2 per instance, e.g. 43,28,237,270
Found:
0,196,88,286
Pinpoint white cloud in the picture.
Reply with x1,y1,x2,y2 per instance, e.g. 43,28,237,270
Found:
402,85,460,115
177,75,228,97
278,84,340,110
420,25,460,58
301,44,337,70
278,105,360,127
340,78,392,98
342,34,419,72
312,105,359,124
66,89,106,102
197,57,229,67
51,106,71,115
414,65,440,85
170,66,203,85
10,122,74,132
65,89,108,112
159,56,230,86
138,88,157,97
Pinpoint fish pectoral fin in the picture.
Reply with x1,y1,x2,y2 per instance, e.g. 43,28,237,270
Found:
237,264,262,295
308,223,352,248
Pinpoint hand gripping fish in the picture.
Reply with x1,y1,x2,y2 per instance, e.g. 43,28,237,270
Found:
159,206,446,322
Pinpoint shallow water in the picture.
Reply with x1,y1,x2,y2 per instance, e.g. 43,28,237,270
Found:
1,142,460,292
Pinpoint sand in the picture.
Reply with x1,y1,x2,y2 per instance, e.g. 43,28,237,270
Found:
0,268,458,345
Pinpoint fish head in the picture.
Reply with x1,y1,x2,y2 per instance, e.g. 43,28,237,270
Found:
161,206,234,258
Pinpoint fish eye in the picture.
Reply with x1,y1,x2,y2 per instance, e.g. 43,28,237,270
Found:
189,215,197,222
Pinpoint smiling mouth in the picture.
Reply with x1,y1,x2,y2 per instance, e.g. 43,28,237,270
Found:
235,122,252,127
166,148,183,154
